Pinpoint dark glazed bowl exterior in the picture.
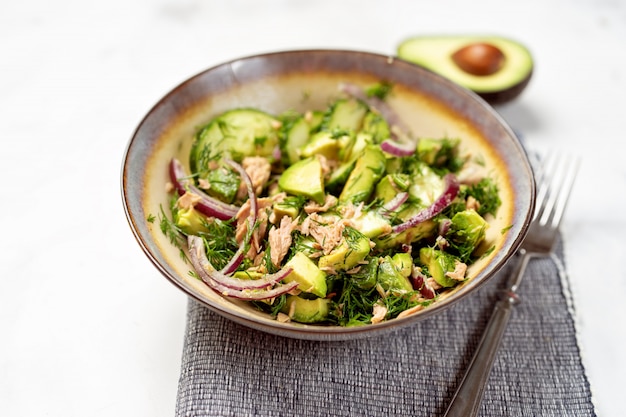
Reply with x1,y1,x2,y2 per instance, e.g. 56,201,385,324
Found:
121,49,535,341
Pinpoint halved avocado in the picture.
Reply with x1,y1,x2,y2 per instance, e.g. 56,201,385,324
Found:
397,35,533,104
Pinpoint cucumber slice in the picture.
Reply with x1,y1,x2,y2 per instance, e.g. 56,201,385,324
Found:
325,98,369,132
326,159,356,192
282,116,310,165
190,108,280,177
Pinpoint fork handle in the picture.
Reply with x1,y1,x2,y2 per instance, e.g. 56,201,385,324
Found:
443,251,530,417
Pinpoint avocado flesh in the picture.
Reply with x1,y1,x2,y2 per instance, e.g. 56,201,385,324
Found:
281,295,330,324
283,251,328,298
419,247,459,288
391,252,413,278
377,256,413,292
397,35,533,104
278,157,326,204
339,145,386,204
174,207,209,235
318,229,371,272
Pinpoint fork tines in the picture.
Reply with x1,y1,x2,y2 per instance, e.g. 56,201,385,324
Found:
533,152,580,228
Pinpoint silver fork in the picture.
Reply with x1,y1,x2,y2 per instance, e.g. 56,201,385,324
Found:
444,151,580,417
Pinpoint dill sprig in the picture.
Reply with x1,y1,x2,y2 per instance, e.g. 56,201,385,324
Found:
343,226,366,249
328,269,381,326
466,177,501,217
365,81,393,100
250,294,287,317
197,218,239,271
262,244,278,274
158,203,187,262
383,291,424,318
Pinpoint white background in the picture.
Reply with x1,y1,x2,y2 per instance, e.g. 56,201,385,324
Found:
1,0,624,415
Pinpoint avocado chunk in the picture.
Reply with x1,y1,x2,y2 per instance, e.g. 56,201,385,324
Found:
349,256,379,290
326,131,375,192
272,196,305,222
447,209,489,260
203,164,240,203
174,207,209,235
349,210,391,239
345,131,374,162
318,227,371,272
278,156,326,204
339,145,387,204
306,110,325,132
419,247,461,288
374,173,410,204
281,295,330,324
361,111,391,144
377,256,413,292
391,252,413,278
301,98,368,163
374,197,438,249
300,131,348,160
283,251,328,298
397,35,533,104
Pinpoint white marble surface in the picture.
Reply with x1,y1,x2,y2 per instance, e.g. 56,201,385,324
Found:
1,0,624,415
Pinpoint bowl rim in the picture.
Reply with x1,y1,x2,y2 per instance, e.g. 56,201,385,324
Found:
121,48,535,341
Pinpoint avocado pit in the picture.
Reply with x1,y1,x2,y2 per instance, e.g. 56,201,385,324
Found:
451,43,506,76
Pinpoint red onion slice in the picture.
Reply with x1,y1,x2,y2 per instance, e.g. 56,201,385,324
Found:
438,218,452,236
169,158,239,220
411,269,436,299
219,244,245,276
201,277,298,301
217,158,258,275
381,192,409,215
392,174,460,234
188,235,294,293
224,158,258,229
272,145,282,161
380,138,415,157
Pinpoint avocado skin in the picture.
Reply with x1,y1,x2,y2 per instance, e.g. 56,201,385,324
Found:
397,35,533,105
476,70,533,104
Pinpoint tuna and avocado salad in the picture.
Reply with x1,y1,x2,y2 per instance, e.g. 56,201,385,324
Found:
158,82,502,326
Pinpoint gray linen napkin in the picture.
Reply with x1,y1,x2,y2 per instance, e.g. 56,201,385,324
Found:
175,236,596,417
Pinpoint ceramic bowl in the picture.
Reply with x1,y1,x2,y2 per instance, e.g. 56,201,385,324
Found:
121,49,535,341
